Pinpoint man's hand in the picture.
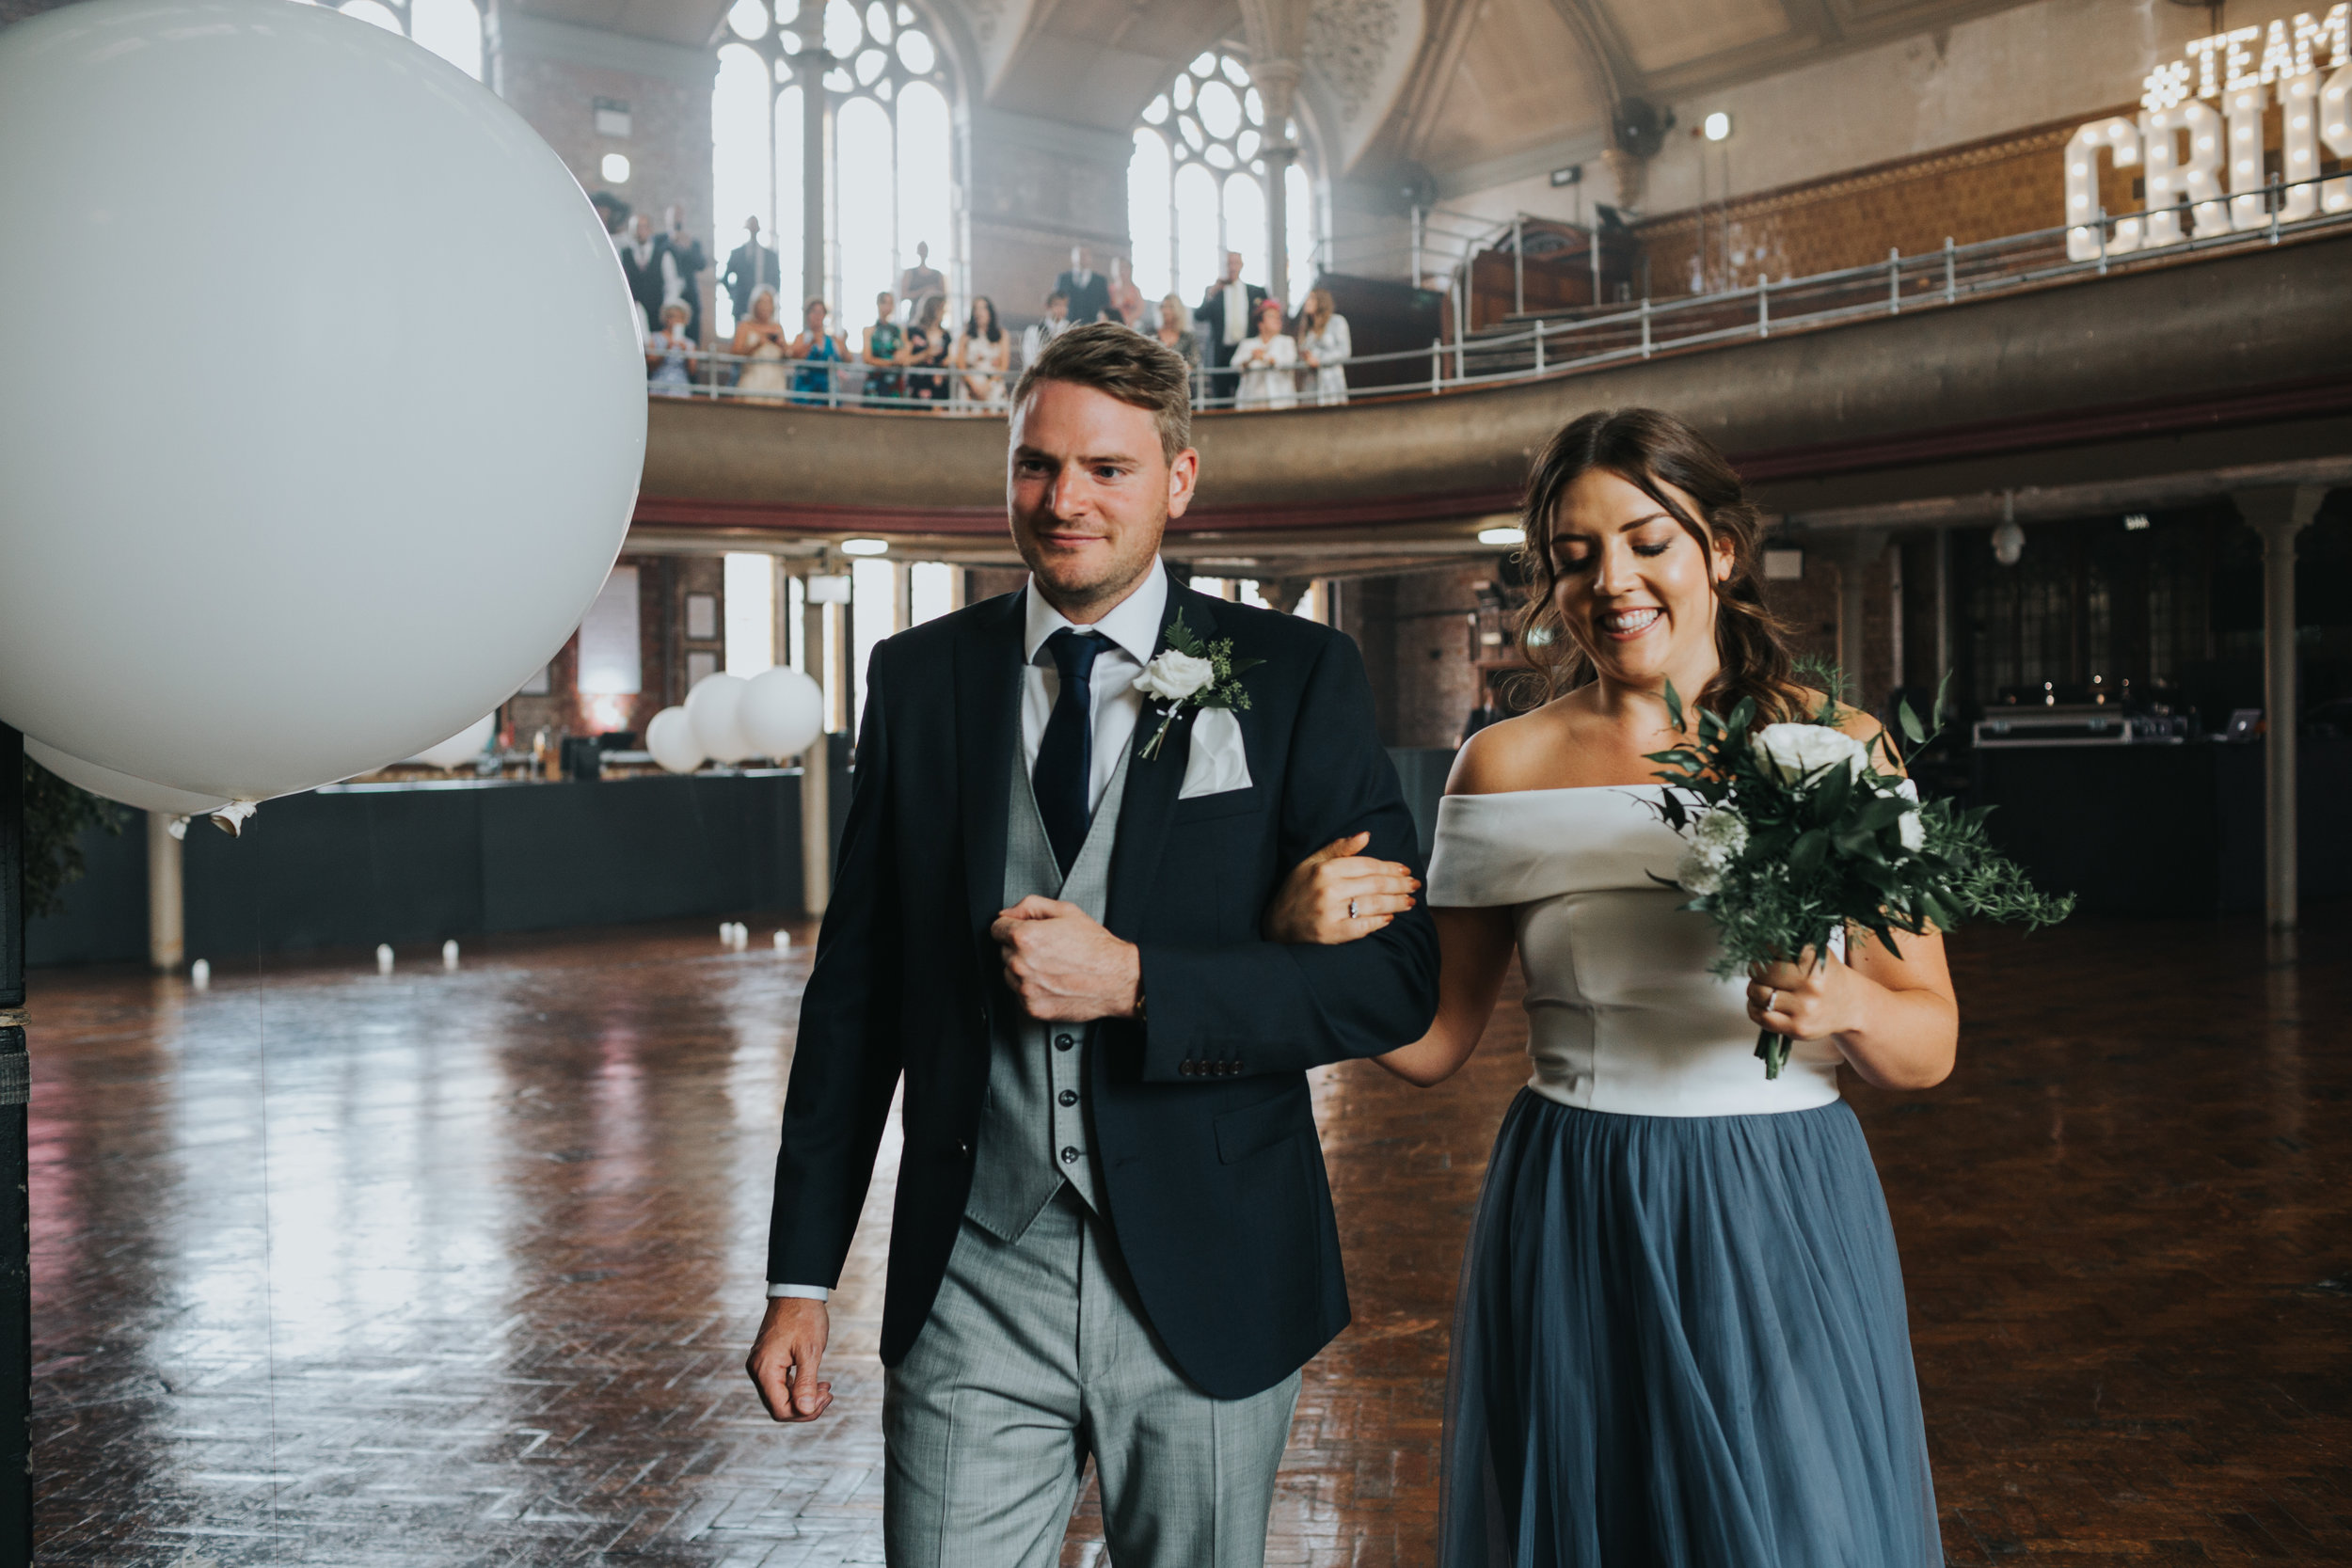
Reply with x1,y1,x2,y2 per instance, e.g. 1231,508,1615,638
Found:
745,1296,834,1423
991,896,1141,1022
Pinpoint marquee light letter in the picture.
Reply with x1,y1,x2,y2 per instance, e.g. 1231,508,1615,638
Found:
2225,82,2273,229
2064,117,2143,261
2296,5,2351,74
2279,71,2324,219
2324,60,2352,211
2137,100,2228,246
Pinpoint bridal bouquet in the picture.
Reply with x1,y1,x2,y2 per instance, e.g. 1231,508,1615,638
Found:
1645,679,2073,1078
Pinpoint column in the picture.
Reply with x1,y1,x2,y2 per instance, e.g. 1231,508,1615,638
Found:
799,576,831,919
1249,58,1302,309
800,51,829,314
2235,485,2321,930
146,811,184,972
0,725,29,1561
1825,530,1887,708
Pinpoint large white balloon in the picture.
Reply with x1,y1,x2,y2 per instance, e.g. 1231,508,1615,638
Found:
686,673,755,764
644,706,706,774
0,0,644,802
739,667,826,759
25,738,233,817
405,712,498,769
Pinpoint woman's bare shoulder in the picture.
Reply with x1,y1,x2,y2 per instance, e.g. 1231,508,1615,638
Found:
1444,698,1586,797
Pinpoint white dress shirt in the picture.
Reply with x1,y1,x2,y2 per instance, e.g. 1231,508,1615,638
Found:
770,562,1170,1303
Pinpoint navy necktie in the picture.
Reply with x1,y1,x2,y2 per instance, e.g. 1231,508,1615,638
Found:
1034,629,1107,876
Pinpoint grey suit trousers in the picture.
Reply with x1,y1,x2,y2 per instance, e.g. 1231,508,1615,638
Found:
882,1190,1300,1568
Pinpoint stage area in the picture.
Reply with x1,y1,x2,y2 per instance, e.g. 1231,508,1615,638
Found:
25,913,2350,1565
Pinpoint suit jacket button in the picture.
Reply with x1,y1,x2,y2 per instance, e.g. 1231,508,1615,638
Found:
953,1140,971,1158
1059,1146,1080,1164
1057,1089,1078,1107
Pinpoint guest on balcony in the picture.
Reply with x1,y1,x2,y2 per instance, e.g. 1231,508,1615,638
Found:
645,301,695,398
660,204,707,344
787,297,847,405
1194,249,1267,403
907,293,952,405
723,215,782,327
954,294,1009,406
898,241,946,318
1020,290,1071,370
1152,293,1200,370
1106,255,1145,327
1054,244,1111,325
733,288,790,402
1233,298,1299,410
618,213,668,332
861,290,909,405
1298,287,1351,407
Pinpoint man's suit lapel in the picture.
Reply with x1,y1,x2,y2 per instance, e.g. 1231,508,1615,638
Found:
1104,585,1216,942
958,593,1025,955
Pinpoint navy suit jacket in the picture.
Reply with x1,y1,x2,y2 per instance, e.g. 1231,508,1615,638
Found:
766,582,1438,1399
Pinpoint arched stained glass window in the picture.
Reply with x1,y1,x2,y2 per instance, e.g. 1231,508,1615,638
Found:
1128,50,1317,307
711,0,960,336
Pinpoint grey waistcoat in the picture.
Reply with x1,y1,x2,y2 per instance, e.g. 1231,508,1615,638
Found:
962,738,1133,1243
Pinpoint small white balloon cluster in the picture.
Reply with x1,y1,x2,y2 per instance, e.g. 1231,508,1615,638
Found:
650,668,826,775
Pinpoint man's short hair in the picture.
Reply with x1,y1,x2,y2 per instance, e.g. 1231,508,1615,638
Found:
1011,322,1194,463
1044,290,1068,306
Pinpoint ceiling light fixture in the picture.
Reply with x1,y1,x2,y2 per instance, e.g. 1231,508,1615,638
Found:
1703,112,1732,142
841,538,890,556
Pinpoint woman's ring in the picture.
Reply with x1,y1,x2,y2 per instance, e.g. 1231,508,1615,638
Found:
1348,897,1359,920
1765,989,1780,1013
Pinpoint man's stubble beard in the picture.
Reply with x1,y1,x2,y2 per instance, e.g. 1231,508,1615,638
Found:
1016,505,1167,622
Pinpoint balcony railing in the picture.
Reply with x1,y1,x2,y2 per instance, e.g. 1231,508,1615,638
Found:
654,175,2352,416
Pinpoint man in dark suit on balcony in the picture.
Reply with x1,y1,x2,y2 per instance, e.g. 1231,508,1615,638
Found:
1193,250,1267,405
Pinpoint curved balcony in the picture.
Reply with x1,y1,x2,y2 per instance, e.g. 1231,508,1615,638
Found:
631,218,2352,575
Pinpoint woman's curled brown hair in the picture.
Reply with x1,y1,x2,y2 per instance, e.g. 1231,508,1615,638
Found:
1513,406,1807,728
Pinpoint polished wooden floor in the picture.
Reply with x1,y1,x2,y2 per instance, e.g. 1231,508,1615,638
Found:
24,910,2350,1565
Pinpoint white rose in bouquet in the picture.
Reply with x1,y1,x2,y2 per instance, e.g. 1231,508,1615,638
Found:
1899,810,1927,851
1756,722,1868,787
1134,649,1215,702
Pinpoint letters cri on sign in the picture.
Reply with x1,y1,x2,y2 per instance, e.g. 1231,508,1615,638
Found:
2062,5,2352,261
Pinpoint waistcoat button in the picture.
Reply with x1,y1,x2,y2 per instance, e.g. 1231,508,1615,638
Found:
1054,1034,1075,1052
1057,1089,1078,1107
1059,1146,1080,1164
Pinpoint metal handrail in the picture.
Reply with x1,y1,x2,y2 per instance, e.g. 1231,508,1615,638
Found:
662,174,2352,415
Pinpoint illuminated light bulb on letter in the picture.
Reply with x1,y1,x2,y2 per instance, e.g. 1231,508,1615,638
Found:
2062,116,2143,261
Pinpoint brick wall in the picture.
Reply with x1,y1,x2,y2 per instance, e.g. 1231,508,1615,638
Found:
1637,109,2111,298
498,53,716,338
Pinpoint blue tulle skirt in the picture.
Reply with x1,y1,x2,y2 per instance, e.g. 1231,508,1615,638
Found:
1439,1091,1943,1568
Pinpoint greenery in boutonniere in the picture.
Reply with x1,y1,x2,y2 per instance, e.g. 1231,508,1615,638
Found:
1132,610,1263,761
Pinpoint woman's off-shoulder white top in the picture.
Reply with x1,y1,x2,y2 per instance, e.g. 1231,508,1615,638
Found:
1424,787,1843,1117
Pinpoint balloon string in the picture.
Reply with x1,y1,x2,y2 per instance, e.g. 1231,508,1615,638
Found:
252,875,281,1552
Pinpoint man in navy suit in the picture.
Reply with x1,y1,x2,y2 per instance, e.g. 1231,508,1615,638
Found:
746,323,1437,1567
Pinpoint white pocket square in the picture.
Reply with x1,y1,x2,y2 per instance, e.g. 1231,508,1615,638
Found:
1178,707,1252,799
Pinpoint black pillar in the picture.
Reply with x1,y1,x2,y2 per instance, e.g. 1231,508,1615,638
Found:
0,725,27,1565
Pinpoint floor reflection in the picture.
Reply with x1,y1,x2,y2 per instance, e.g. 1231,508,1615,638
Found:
25,911,2352,1565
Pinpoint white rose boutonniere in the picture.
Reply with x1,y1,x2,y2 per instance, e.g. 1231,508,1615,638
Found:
1134,649,1215,704
1133,610,1262,760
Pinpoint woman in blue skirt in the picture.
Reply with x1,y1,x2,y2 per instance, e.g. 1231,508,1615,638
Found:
1273,407,1952,1567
